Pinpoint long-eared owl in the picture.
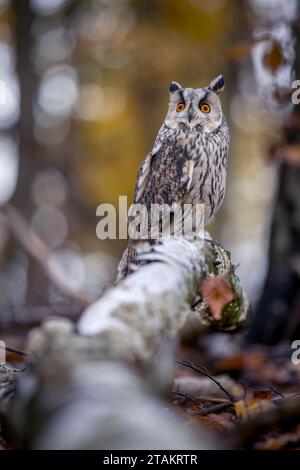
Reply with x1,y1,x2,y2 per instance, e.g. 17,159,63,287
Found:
118,75,230,278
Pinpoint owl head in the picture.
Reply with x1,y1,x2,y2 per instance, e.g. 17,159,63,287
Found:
166,75,225,132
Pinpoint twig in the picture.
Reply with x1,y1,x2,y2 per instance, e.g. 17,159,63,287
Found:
272,392,300,403
194,401,233,416
174,391,233,416
3,346,28,357
193,396,230,403
1,205,93,308
176,359,234,402
173,391,204,408
269,386,285,399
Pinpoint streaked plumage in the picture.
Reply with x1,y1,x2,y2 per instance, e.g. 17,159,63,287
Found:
118,75,230,278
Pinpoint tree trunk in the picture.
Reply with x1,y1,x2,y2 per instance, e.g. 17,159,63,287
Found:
246,23,300,345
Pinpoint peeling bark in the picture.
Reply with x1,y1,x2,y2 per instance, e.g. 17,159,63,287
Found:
2,235,248,449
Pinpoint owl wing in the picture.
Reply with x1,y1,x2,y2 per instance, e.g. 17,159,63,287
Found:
120,138,195,278
134,141,195,205
134,142,162,203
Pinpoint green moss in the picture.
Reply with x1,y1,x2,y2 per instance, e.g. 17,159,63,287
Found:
199,242,249,331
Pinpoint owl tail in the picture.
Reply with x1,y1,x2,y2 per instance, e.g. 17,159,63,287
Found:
116,246,129,282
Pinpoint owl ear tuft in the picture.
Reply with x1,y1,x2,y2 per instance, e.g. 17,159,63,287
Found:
169,81,182,93
208,75,225,95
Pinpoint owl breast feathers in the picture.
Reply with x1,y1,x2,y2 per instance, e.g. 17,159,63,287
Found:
118,75,230,278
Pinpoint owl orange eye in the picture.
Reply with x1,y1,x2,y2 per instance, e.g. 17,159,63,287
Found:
200,103,211,113
176,102,186,112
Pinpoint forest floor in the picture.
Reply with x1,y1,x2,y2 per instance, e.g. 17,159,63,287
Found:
1,328,300,450
173,333,300,450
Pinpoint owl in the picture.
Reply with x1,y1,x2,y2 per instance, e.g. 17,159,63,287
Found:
118,75,230,279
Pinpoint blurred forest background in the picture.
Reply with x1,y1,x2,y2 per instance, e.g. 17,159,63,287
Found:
0,0,299,346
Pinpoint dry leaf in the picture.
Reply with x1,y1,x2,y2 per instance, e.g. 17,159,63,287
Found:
252,390,273,400
234,399,274,421
201,274,234,320
198,412,235,431
255,424,300,450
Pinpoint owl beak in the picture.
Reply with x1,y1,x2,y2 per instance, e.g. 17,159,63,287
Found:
187,107,193,123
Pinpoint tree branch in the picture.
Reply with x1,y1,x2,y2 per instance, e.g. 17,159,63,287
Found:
1,205,93,308
5,235,248,449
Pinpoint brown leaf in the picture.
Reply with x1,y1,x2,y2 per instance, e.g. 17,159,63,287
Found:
263,40,286,73
198,412,235,431
253,390,272,400
201,274,234,320
234,399,274,421
255,424,300,450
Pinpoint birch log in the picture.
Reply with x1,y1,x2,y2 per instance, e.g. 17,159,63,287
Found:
6,235,248,449
78,235,249,350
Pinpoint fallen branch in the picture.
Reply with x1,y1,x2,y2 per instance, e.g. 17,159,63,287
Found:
173,391,206,408
173,391,233,416
8,318,215,450
176,360,235,402
195,401,233,417
78,237,249,361
5,235,247,449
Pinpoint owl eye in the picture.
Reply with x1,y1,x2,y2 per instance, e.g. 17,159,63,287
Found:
200,103,211,113
176,101,186,113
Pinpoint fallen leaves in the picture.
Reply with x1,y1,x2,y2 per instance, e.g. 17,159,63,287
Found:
234,389,274,422
201,274,234,320
254,423,300,450
175,338,300,449
252,389,273,400
234,398,275,421
198,412,235,432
